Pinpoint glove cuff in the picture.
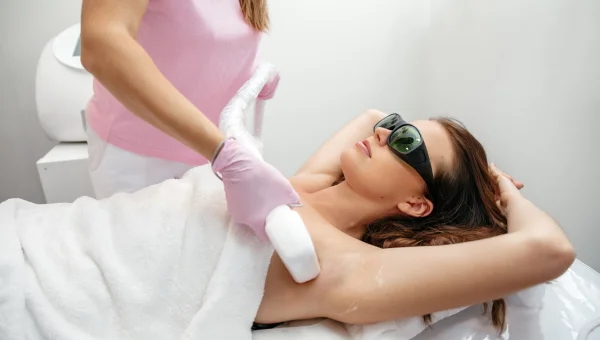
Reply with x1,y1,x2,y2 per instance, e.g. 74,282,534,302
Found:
210,137,235,180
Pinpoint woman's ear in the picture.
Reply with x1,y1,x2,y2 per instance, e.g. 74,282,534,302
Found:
397,196,433,218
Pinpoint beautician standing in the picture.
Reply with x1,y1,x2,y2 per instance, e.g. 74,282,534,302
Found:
81,0,277,198
80,0,298,239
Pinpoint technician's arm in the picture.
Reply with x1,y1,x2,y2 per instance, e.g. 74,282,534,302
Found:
328,165,575,325
80,0,223,159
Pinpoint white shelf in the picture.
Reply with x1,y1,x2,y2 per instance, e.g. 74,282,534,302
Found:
36,143,94,203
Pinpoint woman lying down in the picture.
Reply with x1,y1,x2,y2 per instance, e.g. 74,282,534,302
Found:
252,110,574,331
0,110,574,338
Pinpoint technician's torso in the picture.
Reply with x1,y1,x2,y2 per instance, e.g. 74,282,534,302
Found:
255,186,378,325
85,0,261,165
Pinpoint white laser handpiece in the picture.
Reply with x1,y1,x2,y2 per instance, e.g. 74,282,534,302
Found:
218,63,321,284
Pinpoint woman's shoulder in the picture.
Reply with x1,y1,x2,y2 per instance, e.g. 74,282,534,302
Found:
257,204,375,323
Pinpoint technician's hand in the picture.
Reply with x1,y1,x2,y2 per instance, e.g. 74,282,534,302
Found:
211,138,301,241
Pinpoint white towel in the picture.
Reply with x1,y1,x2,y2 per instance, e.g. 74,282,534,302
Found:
0,165,274,340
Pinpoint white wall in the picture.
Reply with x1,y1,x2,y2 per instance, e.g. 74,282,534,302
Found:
260,1,431,175
422,0,600,270
261,0,600,270
0,0,81,203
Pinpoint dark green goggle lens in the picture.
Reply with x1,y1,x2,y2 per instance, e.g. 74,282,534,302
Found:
389,125,422,154
375,114,403,131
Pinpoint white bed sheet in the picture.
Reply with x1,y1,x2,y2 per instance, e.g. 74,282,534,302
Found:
254,259,600,340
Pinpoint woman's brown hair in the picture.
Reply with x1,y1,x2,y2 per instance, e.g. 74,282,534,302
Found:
240,0,270,32
361,117,508,332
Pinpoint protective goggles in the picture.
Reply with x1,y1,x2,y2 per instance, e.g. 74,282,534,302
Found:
373,113,435,194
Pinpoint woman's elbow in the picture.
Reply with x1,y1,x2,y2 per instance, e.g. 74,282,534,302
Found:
530,232,576,279
554,240,576,273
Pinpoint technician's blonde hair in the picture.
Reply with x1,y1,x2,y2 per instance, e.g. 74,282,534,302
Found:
240,0,270,32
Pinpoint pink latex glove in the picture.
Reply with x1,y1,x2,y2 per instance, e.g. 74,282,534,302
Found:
257,73,280,100
211,138,301,241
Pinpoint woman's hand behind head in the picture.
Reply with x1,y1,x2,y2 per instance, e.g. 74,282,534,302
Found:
490,164,526,216
496,167,524,190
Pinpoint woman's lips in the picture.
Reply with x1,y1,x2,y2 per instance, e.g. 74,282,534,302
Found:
356,140,371,157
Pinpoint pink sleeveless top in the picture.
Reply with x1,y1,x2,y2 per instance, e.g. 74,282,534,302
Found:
85,0,260,165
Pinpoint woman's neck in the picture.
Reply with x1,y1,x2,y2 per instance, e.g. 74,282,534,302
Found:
304,182,389,237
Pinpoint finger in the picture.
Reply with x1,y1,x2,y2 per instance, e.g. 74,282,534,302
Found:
496,167,524,189
498,168,513,181
490,164,511,182
489,164,504,181
500,171,524,189
513,180,524,190
495,199,503,213
490,165,526,210
490,164,519,195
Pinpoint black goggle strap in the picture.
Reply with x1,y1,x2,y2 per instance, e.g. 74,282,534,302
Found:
416,161,435,194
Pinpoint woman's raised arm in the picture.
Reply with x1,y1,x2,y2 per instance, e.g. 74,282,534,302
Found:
291,109,386,193
326,165,575,324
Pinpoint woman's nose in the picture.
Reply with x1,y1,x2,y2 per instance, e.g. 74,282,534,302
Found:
374,127,391,146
